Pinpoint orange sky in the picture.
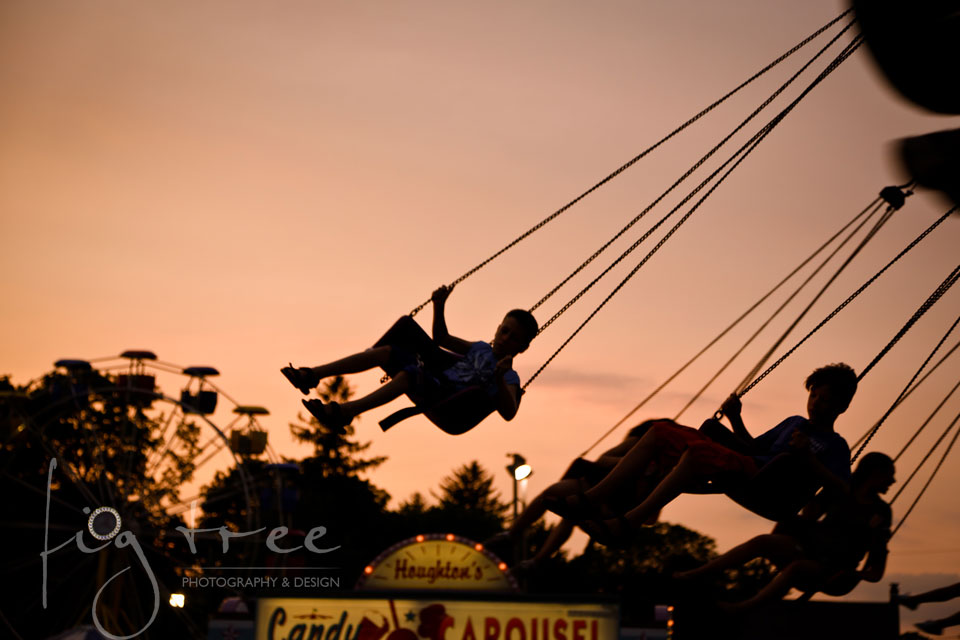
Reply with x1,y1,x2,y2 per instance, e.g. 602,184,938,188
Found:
2,0,959,604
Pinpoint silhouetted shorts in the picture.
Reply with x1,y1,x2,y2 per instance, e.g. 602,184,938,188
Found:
647,420,759,476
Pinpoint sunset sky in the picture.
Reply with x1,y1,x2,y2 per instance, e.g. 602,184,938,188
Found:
2,0,959,620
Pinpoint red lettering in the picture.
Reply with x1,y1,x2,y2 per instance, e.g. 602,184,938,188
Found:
553,620,567,640
462,619,477,640
484,618,501,640
531,618,537,640
572,621,585,640
590,620,597,640
542,619,548,640
505,618,525,640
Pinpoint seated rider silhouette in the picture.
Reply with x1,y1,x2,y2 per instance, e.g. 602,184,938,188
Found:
551,363,857,543
484,421,666,571
282,285,538,433
673,451,894,612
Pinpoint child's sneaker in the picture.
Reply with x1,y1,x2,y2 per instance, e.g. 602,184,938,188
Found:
281,364,320,395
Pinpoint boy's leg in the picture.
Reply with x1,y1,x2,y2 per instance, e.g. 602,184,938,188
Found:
308,346,392,382
676,533,800,581
512,479,582,535
721,559,822,613
493,479,583,548
618,447,716,528
582,425,674,504
917,610,960,635
530,519,575,565
906,581,960,606
617,436,757,530
337,369,412,419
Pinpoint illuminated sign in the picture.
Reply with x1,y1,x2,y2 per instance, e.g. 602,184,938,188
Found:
357,534,514,592
255,597,619,640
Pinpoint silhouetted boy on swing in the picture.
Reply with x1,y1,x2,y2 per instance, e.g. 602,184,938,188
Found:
282,285,538,433
553,363,858,544
673,451,894,612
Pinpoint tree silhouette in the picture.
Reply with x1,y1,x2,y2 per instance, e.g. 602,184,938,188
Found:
434,461,509,514
397,491,429,517
389,461,510,544
289,375,387,477
431,460,510,541
0,368,209,638
197,376,398,588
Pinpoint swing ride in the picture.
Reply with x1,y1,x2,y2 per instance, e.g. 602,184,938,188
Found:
288,10,871,436
278,0,960,616
272,1,960,554
3,2,957,638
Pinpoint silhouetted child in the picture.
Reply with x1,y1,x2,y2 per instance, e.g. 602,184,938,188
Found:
673,452,894,612
282,286,538,433
554,363,858,543
485,421,666,572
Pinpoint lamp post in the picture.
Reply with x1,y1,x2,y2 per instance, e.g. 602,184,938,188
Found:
506,453,533,574
506,453,532,523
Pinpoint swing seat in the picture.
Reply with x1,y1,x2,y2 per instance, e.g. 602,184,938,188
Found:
813,570,862,597
793,569,863,604
374,316,496,435
899,128,960,210
725,454,823,521
852,0,960,114
689,419,824,521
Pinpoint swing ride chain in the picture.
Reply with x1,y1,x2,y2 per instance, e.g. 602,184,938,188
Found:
525,34,864,392
846,311,960,460
858,264,960,384
406,10,853,319
530,17,859,319
731,195,903,398
525,90,810,387
531,20,859,337
528,18,858,319
890,328,960,464
892,384,960,503
851,263,960,463
735,207,958,405
699,200,893,421
706,183,913,421
529,23,852,318
580,191,889,457
892,412,960,537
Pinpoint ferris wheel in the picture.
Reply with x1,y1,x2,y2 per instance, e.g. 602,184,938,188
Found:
0,350,284,639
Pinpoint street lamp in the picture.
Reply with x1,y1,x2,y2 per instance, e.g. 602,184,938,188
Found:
506,453,532,522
